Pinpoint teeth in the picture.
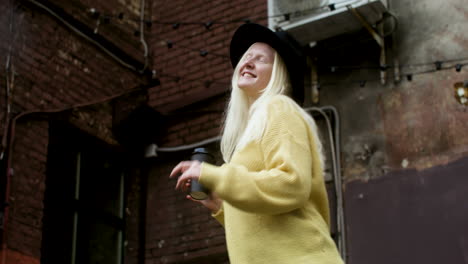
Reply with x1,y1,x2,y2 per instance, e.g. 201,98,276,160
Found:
243,72,255,77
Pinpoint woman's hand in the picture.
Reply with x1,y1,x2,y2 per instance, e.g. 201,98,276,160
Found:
186,191,223,213
170,161,223,213
169,160,202,191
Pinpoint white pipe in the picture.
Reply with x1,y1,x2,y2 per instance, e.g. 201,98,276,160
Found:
305,106,345,259
321,106,346,259
155,136,221,153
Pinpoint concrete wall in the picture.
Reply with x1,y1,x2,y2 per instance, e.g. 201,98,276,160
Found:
312,0,468,263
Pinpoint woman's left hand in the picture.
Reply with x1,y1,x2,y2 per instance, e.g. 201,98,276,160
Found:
169,160,202,191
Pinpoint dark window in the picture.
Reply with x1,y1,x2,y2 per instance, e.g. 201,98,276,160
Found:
42,123,125,264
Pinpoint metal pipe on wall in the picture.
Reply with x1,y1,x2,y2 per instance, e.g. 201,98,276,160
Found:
305,106,346,259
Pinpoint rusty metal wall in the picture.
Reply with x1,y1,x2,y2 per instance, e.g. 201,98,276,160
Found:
306,0,468,262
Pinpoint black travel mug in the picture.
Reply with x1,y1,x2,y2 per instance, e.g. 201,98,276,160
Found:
190,148,215,200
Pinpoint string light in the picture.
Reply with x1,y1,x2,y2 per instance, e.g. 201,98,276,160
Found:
204,21,213,30
160,39,228,59
166,40,173,49
33,3,468,90
149,58,467,90
156,70,229,88
79,2,338,31
318,62,467,88
326,58,468,73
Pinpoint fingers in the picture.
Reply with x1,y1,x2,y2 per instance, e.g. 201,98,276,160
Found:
170,161,201,191
169,161,190,178
186,195,202,203
175,174,188,191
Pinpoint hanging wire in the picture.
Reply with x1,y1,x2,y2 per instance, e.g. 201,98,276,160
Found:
64,1,337,30
319,61,467,87
161,39,229,59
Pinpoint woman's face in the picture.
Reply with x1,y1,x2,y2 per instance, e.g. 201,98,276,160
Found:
237,42,275,99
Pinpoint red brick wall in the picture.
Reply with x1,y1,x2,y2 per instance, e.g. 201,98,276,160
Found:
1,0,268,263
145,0,267,263
145,157,229,264
149,0,268,117
0,0,147,263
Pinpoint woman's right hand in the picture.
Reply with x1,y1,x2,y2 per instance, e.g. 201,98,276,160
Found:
185,184,222,213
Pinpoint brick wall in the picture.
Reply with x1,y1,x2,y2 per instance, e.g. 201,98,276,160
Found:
1,0,269,263
0,0,148,263
145,0,267,263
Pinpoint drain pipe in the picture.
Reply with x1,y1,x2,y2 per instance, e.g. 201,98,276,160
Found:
305,106,346,259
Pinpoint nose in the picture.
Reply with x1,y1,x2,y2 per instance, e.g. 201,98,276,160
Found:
243,58,254,69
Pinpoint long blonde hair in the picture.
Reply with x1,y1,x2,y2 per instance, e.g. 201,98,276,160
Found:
220,44,324,168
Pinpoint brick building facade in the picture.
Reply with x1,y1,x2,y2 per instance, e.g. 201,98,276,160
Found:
0,0,266,263
1,0,467,264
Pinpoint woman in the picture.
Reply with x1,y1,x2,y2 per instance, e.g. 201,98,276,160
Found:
170,23,343,264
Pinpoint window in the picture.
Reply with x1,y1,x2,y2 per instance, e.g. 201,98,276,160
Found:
42,122,125,264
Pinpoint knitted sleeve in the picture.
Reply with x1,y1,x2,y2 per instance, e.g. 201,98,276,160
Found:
211,205,225,227
199,96,314,215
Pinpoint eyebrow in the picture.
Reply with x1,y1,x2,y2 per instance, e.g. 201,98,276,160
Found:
245,52,270,61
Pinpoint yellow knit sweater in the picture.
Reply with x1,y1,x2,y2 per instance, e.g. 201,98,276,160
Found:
199,95,343,264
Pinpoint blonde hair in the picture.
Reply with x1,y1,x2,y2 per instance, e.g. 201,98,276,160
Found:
220,44,324,169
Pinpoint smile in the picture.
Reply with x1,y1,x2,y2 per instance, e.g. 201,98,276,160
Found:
242,71,256,77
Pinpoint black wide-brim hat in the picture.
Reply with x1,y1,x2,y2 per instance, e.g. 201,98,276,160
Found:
230,23,305,105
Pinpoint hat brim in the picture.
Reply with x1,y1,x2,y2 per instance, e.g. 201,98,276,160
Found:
229,23,305,104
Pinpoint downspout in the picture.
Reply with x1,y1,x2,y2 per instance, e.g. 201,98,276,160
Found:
304,106,346,259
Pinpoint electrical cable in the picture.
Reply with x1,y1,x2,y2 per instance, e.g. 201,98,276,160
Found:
324,57,468,71
162,39,229,59
62,1,342,29
157,136,222,153
320,60,468,87
139,0,149,73
156,70,230,87
376,11,398,38
27,0,143,73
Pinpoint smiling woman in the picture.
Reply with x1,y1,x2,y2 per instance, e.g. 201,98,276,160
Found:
170,23,344,264
236,43,275,99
